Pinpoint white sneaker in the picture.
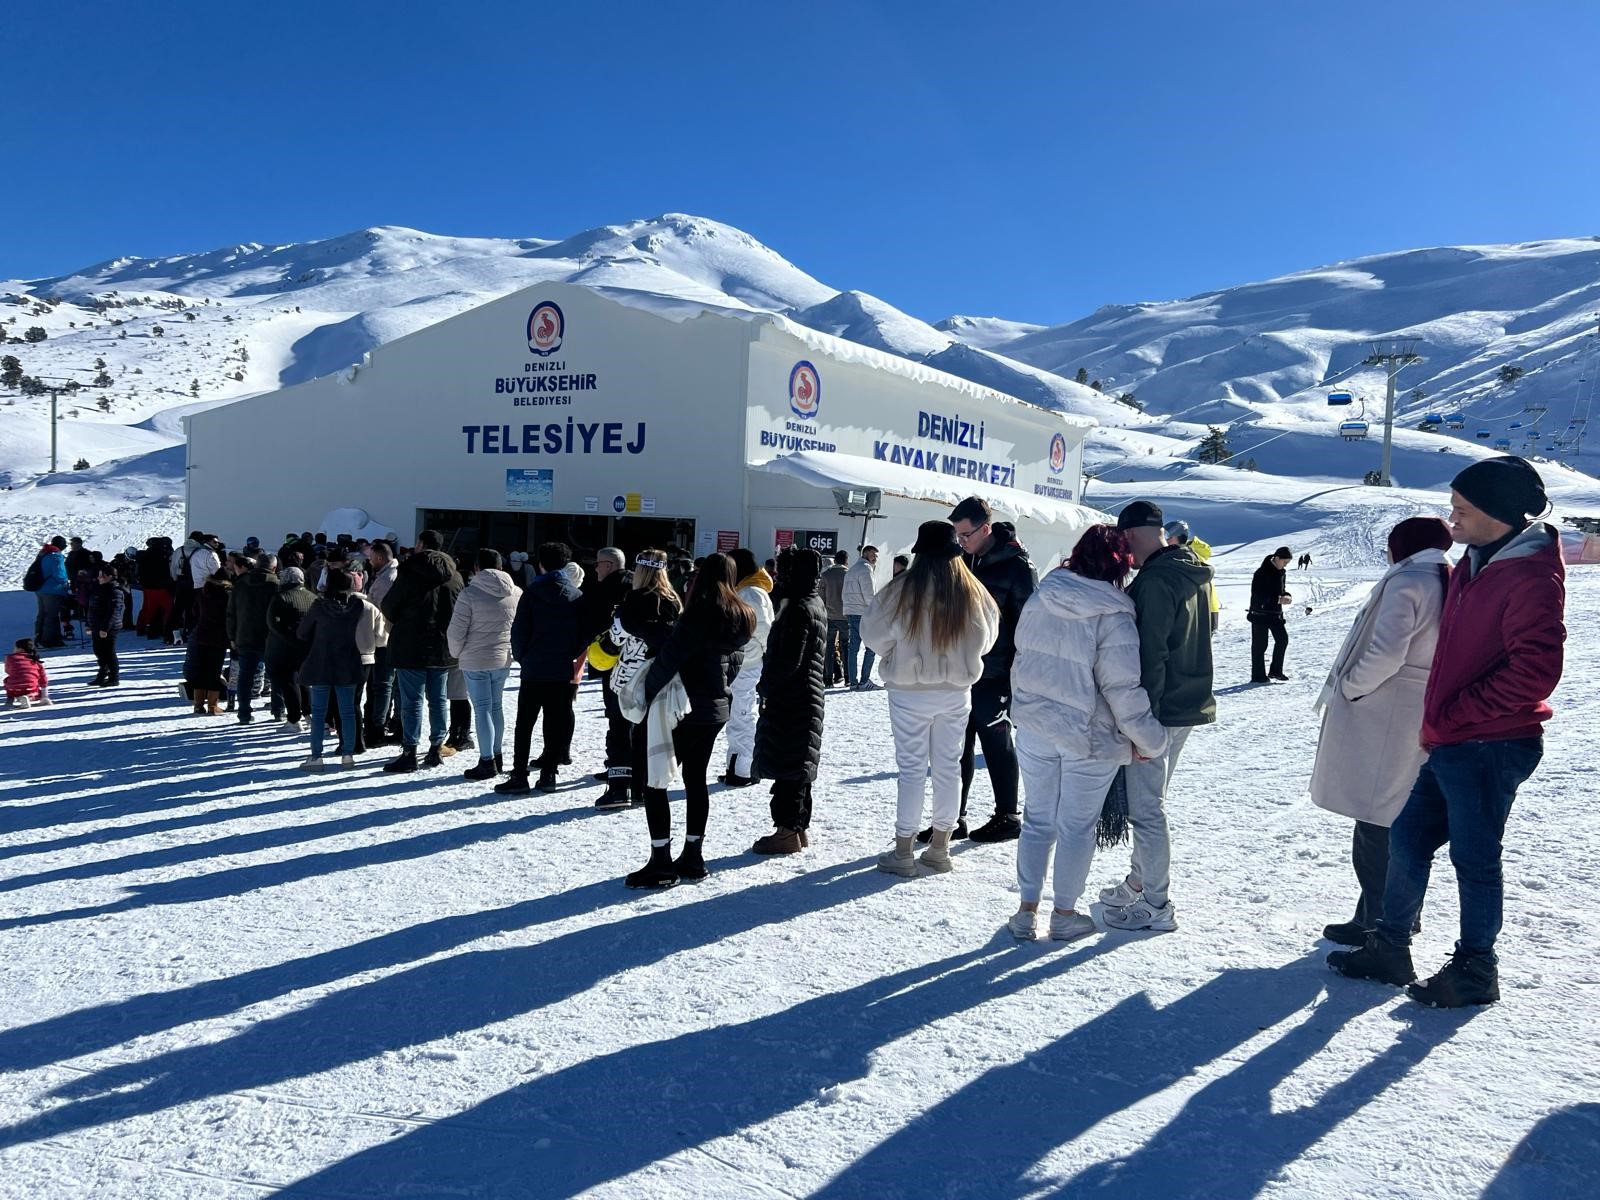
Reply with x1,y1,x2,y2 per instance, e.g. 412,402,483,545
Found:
1007,910,1038,941
1049,911,1098,942
340,754,356,768
280,721,300,735
1103,897,1178,932
15,696,31,711
1099,876,1142,907
298,756,326,773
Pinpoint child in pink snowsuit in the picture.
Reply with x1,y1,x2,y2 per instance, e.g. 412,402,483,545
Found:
4,638,50,709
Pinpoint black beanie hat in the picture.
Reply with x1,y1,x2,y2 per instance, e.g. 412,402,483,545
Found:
1116,500,1164,531
912,520,962,560
1451,456,1547,527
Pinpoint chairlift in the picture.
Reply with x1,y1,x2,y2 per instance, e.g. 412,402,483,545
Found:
1339,420,1369,441
1509,420,1522,429
1446,412,1466,429
1476,429,1491,439
1327,388,1354,406
1524,400,1548,414
1423,412,1444,425
1494,438,1512,450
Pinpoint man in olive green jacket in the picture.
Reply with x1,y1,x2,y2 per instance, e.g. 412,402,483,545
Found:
1101,500,1216,933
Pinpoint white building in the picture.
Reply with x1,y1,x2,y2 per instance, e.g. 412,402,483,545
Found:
184,282,1101,571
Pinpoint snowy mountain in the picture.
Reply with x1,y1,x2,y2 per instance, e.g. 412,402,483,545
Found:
3,218,1599,572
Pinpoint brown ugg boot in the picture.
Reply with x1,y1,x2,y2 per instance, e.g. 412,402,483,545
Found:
205,689,222,716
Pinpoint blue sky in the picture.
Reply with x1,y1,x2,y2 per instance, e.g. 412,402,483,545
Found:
5,1,1596,324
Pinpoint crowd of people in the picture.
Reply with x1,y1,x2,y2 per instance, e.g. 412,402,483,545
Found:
11,454,1568,1008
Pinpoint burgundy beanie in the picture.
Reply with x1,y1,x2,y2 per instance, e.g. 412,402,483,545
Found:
1388,517,1453,562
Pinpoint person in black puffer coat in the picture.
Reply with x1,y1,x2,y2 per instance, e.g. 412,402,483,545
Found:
86,563,126,688
1248,546,1293,683
496,542,585,795
750,546,827,855
581,548,634,801
379,530,465,770
266,567,316,726
185,571,232,715
946,499,1037,844
625,552,754,890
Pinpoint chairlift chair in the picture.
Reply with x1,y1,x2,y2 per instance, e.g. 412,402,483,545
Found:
1339,420,1369,441
1446,413,1466,429
1476,429,1491,439
1327,388,1354,406
1423,412,1444,425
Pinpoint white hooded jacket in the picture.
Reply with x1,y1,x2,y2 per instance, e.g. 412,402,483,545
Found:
445,568,521,672
1010,569,1168,763
841,558,879,617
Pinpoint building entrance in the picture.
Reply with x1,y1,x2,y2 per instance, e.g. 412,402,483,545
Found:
417,510,694,568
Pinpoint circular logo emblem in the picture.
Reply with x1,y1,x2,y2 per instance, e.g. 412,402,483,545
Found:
1049,432,1067,473
789,361,820,420
527,301,565,356
612,495,626,514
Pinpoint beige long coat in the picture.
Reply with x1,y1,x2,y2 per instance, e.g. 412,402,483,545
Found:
1309,548,1449,825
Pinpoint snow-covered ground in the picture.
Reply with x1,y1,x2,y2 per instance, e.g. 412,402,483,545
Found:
1,554,1594,1198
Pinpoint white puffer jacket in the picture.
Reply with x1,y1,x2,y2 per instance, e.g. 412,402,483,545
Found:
841,558,878,617
445,568,521,671
737,582,774,666
860,573,999,691
1011,569,1168,762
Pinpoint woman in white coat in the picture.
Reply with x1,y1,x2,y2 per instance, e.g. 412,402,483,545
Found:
446,548,521,782
723,547,775,787
1310,517,1453,945
862,520,999,877
1008,525,1168,941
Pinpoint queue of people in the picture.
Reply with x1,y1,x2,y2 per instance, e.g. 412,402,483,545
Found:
10,455,1568,1008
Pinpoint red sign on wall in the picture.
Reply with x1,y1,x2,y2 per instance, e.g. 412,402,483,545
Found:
775,529,795,549
716,530,740,552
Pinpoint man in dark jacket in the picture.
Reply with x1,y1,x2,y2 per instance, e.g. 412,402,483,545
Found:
497,542,585,795
818,551,850,686
1247,546,1294,682
380,530,465,771
86,563,126,687
942,497,1036,844
752,547,828,854
135,536,176,640
1332,457,1565,1007
1103,499,1215,933
266,567,317,727
582,547,634,804
226,556,279,724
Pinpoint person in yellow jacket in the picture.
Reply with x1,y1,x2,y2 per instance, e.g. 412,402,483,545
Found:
1165,521,1221,633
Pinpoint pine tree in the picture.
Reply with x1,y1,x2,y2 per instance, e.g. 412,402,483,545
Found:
1116,392,1143,411
93,357,107,371
151,324,165,337
1089,379,1104,392
23,326,46,342
190,378,200,396
0,355,21,389
1498,364,1525,385
1197,426,1232,465
94,370,113,387
1074,367,1089,385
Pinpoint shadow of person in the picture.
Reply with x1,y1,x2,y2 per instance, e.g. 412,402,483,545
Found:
267,937,1120,1198
1480,1101,1600,1200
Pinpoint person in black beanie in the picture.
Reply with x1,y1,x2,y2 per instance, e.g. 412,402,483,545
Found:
1330,455,1565,1007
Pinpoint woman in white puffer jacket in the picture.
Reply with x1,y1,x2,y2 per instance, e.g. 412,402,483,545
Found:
446,549,521,781
862,520,999,878
1008,524,1168,942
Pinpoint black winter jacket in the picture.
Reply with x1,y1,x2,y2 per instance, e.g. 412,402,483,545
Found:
617,589,681,654
510,572,585,682
964,523,1036,680
297,594,367,688
1248,558,1290,620
266,583,317,670
754,570,827,782
192,579,232,649
86,579,125,634
643,604,749,725
227,567,279,652
581,570,632,644
137,539,174,589
380,549,464,670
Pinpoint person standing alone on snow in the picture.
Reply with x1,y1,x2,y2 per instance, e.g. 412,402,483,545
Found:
1248,547,1294,682
1311,517,1453,947
1330,457,1565,1007
842,545,882,689
864,520,999,878
942,496,1035,844
1100,500,1215,932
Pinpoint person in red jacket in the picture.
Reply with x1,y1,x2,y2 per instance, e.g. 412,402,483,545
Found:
1331,456,1565,1008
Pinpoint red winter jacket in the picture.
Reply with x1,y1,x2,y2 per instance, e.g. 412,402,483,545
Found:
4,652,48,698
1422,524,1565,749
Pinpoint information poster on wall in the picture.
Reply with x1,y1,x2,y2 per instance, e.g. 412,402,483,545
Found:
695,529,717,556
775,529,794,549
716,530,740,552
505,469,554,511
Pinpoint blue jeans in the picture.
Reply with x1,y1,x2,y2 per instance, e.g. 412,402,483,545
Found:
366,646,395,734
309,684,358,758
847,614,874,684
463,667,511,758
236,651,265,718
1376,737,1543,960
396,667,449,750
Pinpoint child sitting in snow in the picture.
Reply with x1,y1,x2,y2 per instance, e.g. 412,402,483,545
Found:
4,639,51,709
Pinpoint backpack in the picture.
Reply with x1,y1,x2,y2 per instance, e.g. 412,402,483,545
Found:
22,557,44,592
174,548,195,594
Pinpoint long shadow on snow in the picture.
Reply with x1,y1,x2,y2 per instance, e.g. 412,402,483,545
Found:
0,764,295,836
268,939,1126,1198
1481,1102,1600,1200
0,855,891,1153
0,850,769,1074
814,956,1448,1200
0,792,615,931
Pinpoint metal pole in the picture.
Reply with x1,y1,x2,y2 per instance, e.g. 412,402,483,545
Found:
1380,361,1398,487
50,388,58,474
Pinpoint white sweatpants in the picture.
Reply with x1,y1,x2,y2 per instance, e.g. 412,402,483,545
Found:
887,687,971,838
727,658,760,777
1124,724,1193,906
1015,728,1122,909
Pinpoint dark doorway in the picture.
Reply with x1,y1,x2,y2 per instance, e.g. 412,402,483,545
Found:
417,510,693,570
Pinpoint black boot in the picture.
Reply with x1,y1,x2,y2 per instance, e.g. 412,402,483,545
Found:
446,700,474,751
596,775,632,809
495,753,504,774
1328,933,1416,986
1322,921,1371,947
383,748,419,774
918,819,969,844
672,838,709,881
968,814,1022,843
463,756,499,781
535,767,558,793
626,844,679,889
1408,948,1500,1008
494,772,532,795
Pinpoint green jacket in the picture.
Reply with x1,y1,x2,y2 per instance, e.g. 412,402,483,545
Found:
1127,546,1216,727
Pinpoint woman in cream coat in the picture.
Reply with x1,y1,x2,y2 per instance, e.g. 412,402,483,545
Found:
862,520,999,877
1310,517,1453,945
1009,525,1168,942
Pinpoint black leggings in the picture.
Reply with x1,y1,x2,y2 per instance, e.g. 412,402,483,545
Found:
643,720,724,842
1250,616,1288,679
